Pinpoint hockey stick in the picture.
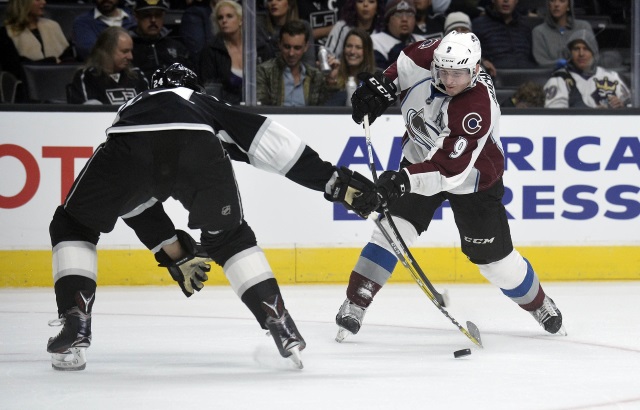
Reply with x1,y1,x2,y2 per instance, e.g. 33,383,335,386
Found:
363,115,447,307
363,116,483,348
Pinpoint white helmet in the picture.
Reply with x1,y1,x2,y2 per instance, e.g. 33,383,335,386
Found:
431,31,482,94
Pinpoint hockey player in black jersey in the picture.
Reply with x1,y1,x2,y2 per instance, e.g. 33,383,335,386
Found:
46,63,379,370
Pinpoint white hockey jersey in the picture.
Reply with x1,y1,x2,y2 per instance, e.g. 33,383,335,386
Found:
383,38,505,196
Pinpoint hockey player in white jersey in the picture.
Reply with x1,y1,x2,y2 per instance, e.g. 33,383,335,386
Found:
335,31,567,341
46,63,379,371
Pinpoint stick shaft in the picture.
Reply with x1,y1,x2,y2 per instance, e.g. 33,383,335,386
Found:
363,115,445,306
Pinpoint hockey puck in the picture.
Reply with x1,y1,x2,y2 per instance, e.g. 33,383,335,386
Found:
453,348,471,358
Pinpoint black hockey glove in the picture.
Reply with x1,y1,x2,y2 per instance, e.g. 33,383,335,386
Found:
324,166,380,218
155,230,211,298
351,71,398,125
376,170,411,208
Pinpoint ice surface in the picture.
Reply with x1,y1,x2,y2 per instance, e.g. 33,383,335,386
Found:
1,282,639,409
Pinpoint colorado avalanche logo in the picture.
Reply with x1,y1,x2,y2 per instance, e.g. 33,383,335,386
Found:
418,39,437,49
406,108,435,149
462,112,482,135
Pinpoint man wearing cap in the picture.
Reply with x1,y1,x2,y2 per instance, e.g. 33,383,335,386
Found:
543,29,630,108
130,0,192,82
371,0,427,69
443,11,471,35
72,0,137,61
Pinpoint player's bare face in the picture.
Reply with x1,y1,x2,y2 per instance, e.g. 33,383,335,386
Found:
356,0,377,22
344,35,364,68
136,10,165,38
96,0,118,16
388,11,416,37
217,5,241,35
111,34,133,73
279,33,307,69
29,0,46,19
438,68,471,96
267,0,288,19
570,42,594,71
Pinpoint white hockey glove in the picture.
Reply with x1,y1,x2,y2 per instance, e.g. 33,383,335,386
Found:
155,230,211,298
325,166,380,218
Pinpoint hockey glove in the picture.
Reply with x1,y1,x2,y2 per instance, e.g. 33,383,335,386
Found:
351,71,398,125
376,170,411,208
155,230,211,298
324,166,380,218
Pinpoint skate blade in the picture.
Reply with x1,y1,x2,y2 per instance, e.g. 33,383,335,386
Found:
335,327,352,343
556,325,568,336
51,348,86,371
287,346,303,369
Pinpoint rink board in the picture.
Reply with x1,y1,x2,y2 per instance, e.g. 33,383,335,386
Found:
0,246,638,287
0,110,638,286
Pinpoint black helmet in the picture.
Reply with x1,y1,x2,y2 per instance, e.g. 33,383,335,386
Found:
151,63,203,92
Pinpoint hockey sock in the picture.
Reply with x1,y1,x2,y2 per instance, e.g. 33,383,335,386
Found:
54,275,97,315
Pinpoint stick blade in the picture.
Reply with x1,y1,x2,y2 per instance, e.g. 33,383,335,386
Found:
466,321,483,348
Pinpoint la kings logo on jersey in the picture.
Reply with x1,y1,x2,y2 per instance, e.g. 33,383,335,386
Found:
107,88,138,104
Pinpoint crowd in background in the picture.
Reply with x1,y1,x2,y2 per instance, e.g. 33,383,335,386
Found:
0,0,633,108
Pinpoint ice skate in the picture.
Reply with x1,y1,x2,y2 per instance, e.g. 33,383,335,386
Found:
262,295,306,369
47,290,94,371
529,296,567,336
335,299,367,342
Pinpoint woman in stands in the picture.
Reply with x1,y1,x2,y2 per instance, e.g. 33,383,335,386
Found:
324,28,376,106
198,0,271,104
67,26,148,105
0,0,74,100
257,0,314,66
532,0,593,68
324,0,384,59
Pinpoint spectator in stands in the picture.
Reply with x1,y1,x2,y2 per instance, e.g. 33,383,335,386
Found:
432,0,487,18
0,0,73,74
532,0,593,68
199,0,271,104
472,0,537,70
413,0,444,38
67,26,148,105
371,0,426,70
324,28,376,106
72,0,136,61
443,11,471,35
296,0,338,46
256,20,328,106
500,81,545,107
324,0,385,60
543,29,630,108
442,11,498,75
258,0,315,66
130,0,192,82
179,0,214,61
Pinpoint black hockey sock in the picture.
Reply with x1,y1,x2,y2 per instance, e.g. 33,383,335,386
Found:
240,278,282,329
54,275,97,315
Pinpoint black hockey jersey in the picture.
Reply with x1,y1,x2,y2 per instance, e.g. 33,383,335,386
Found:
107,87,335,192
